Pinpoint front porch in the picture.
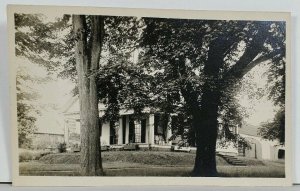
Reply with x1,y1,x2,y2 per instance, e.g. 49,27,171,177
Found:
101,114,173,146
63,107,239,156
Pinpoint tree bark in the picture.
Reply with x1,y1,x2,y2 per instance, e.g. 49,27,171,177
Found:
191,37,228,177
191,87,220,177
191,24,269,176
73,15,104,176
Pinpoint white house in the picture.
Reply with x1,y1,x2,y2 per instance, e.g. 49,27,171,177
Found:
62,96,240,154
62,96,284,161
238,124,285,160
63,97,173,147
31,110,65,149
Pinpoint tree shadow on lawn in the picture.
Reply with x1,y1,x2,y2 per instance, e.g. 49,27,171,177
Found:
19,162,285,177
19,151,285,177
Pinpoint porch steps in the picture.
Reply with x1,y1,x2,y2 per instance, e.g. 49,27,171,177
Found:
218,153,247,166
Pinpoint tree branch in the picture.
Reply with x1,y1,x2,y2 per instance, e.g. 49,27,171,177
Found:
241,52,277,78
223,23,271,81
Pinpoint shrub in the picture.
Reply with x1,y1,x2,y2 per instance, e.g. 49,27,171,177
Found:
57,142,67,153
19,151,33,162
19,149,51,162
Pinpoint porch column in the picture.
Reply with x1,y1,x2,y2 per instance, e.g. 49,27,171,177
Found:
125,115,129,144
145,119,149,144
64,120,69,144
118,117,123,145
166,116,172,145
134,120,141,143
148,114,155,145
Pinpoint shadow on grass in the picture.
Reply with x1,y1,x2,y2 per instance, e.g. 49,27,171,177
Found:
20,165,284,177
19,151,285,177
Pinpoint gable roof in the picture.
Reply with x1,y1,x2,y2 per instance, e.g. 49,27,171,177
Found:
62,96,79,113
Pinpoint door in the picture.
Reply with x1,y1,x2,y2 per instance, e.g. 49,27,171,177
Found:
110,122,117,145
122,116,126,144
129,118,135,143
141,119,146,143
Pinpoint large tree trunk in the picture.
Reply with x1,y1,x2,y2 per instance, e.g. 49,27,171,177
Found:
178,55,221,176
191,88,220,177
191,37,227,177
73,15,104,176
191,23,270,176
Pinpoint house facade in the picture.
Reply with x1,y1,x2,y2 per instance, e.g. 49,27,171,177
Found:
63,96,239,154
62,96,285,161
30,96,284,161
32,132,64,149
31,111,65,149
63,97,174,147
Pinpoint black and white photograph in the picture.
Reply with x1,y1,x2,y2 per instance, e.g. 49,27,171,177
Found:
8,5,291,186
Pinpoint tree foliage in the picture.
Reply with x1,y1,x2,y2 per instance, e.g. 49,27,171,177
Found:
16,70,41,148
260,109,285,144
15,14,71,71
14,13,69,148
140,19,247,142
140,18,286,176
258,22,286,144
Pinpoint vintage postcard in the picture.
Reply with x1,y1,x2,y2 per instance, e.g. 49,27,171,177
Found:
7,5,292,186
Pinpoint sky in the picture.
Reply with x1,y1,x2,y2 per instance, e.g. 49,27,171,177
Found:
17,58,74,134
237,62,277,126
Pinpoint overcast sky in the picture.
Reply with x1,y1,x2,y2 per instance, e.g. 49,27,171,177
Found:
17,58,74,133
237,62,277,126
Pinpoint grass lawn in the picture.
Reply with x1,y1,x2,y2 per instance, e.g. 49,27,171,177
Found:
19,151,285,177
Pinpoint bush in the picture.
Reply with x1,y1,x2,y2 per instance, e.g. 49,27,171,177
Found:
19,149,51,162
19,151,33,162
57,142,67,153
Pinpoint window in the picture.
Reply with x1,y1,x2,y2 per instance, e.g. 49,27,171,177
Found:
122,116,126,144
110,121,117,145
154,114,164,135
141,119,146,143
129,117,135,143
278,149,285,159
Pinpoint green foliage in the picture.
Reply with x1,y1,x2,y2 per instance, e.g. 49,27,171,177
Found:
96,16,148,123
17,102,36,148
140,18,285,145
15,14,71,72
259,22,286,143
259,109,285,144
57,142,67,153
15,14,72,148
19,149,51,162
140,19,239,133
16,71,41,148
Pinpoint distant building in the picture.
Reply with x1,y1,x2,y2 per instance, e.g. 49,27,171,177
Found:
32,132,64,149
31,111,65,149
238,124,285,160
